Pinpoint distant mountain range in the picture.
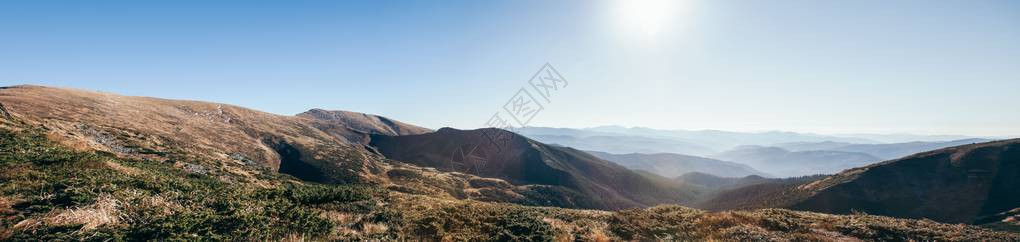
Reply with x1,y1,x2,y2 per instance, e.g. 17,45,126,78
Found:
775,139,993,159
517,126,880,152
710,145,882,177
826,133,993,143
527,134,715,156
584,125,881,149
517,126,999,178
586,151,770,178
517,126,996,153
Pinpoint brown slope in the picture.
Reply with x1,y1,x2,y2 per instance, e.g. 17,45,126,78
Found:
0,85,389,184
298,108,431,136
790,138,1020,224
703,138,1020,224
369,127,702,210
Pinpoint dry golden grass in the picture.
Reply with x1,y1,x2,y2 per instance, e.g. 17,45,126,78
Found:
11,219,42,231
361,222,389,235
279,233,308,242
319,210,357,225
0,196,13,214
587,230,612,242
45,194,122,231
695,211,762,230
104,160,142,176
138,193,183,217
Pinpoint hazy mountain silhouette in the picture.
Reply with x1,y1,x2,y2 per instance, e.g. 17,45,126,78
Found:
674,172,771,190
712,145,882,177
776,139,994,159
584,125,879,150
586,151,770,178
524,134,716,156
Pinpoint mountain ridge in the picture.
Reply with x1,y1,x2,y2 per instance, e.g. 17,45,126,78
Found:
712,146,882,177
369,127,702,210
703,138,1020,224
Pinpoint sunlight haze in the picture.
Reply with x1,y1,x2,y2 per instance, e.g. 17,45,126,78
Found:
1,0,1017,137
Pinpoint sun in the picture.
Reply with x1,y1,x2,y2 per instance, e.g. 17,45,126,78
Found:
614,0,687,36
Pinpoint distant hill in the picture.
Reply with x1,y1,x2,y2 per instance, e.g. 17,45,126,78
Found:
674,172,771,190
586,151,770,178
517,126,994,156
523,134,716,156
584,126,880,150
832,133,991,143
516,126,885,153
369,128,703,210
776,139,994,160
771,141,857,152
703,139,1020,224
712,146,882,177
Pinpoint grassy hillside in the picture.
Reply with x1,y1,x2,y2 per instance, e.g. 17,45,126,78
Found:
0,127,389,240
2,86,1018,241
3,126,1015,239
3,125,1018,241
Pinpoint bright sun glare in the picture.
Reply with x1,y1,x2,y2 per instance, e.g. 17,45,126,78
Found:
615,0,686,36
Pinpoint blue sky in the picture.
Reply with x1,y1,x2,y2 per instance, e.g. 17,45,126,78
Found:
1,0,1018,136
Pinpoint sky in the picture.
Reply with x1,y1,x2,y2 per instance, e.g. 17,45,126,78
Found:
1,0,1018,136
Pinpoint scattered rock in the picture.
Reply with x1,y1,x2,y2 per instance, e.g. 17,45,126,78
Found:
182,163,208,175
75,124,135,154
229,153,256,166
